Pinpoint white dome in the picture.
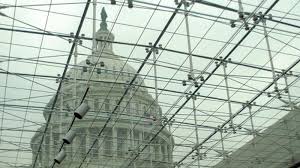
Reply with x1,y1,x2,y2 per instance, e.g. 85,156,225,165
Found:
43,24,162,121
31,8,173,168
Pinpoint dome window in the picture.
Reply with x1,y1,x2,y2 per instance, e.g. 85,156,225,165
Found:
53,132,59,145
103,128,113,156
144,107,150,117
100,61,105,67
105,99,110,112
136,103,140,115
117,128,127,157
86,59,91,65
126,102,130,113
104,69,108,74
83,66,88,72
96,68,101,74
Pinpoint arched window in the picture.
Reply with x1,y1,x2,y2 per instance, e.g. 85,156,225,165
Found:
103,128,112,156
96,68,101,78
144,106,149,117
117,128,127,157
53,132,59,146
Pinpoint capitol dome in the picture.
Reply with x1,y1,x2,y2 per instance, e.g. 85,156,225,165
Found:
31,7,174,168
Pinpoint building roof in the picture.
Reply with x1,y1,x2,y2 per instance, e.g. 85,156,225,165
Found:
213,107,300,168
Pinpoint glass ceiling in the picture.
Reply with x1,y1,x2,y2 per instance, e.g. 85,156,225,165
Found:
0,0,300,167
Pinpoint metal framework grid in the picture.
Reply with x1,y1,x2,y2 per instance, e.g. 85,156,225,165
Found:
0,0,300,167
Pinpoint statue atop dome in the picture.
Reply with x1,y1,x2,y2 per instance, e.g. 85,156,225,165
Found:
95,7,115,54
100,7,108,31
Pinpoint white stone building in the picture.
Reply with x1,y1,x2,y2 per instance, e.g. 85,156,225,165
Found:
30,8,174,168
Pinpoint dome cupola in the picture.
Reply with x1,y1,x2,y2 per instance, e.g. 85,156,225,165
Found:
95,8,114,53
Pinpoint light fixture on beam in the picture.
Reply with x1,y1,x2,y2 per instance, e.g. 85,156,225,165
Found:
128,0,133,8
111,0,116,4
63,130,76,144
74,102,90,119
86,59,91,65
0,6,9,9
0,6,10,17
54,149,66,164
182,80,187,86
0,11,6,17
100,61,105,67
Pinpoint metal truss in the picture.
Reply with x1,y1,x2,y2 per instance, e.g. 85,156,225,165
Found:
0,0,300,167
